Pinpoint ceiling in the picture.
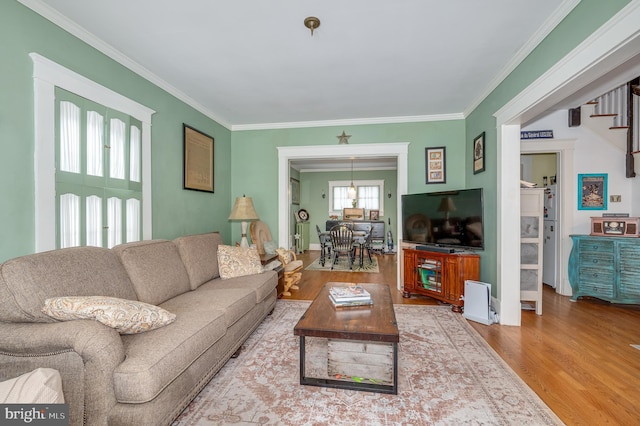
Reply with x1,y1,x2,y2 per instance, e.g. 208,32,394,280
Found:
26,0,574,133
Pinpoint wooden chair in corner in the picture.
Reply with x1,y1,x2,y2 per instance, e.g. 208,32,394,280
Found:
275,247,303,297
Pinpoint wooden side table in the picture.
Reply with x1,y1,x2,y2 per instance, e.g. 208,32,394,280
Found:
259,253,285,298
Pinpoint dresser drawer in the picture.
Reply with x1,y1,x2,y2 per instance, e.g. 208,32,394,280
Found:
578,251,614,269
578,239,614,254
578,268,615,291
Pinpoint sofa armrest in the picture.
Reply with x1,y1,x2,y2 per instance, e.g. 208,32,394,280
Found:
0,320,126,426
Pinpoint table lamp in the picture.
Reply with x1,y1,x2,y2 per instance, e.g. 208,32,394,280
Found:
438,196,457,232
228,195,259,248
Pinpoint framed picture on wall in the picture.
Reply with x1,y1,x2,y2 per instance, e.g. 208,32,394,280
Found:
425,146,446,184
290,177,300,205
473,132,485,174
183,124,214,192
369,210,380,220
578,173,607,210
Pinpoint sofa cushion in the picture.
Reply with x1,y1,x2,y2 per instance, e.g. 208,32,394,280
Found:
174,232,222,290
205,271,277,304
112,240,191,306
217,245,262,280
42,296,176,334
0,246,137,323
0,368,65,404
113,287,251,403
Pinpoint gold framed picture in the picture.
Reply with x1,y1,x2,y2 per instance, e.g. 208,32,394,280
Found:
183,124,214,192
425,146,446,184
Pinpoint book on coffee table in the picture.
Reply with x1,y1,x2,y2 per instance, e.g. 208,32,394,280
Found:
329,285,371,302
329,293,373,307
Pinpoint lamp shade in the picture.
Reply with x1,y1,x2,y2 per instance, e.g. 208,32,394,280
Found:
437,196,456,213
228,196,259,221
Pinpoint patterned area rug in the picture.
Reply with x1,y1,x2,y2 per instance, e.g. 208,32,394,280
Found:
305,256,379,273
173,301,563,426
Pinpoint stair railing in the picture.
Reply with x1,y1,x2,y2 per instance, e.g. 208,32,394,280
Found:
588,77,639,177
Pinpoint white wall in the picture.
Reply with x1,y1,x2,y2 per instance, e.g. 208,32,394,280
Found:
523,109,636,235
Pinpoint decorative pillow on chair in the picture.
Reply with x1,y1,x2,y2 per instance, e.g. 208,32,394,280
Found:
263,240,277,255
42,296,176,334
217,245,263,279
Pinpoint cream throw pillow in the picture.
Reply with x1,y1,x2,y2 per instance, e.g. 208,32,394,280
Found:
0,368,64,403
217,245,263,279
42,296,176,334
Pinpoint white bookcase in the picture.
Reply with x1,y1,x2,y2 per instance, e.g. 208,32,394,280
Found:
520,188,545,315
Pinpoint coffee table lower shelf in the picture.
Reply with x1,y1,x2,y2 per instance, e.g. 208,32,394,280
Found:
298,336,398,395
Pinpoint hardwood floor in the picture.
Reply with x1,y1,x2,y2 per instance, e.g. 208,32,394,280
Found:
287,250,640,425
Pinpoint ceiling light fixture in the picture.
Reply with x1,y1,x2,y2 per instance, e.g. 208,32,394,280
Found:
348,160,357,199
304,16,320,36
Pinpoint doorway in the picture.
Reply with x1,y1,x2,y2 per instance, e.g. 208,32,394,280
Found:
277,143,409,291
521,152,559,290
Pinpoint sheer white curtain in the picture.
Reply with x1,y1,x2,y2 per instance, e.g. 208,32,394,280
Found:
59,193,80,248
107,197,122,248
86,111,104,177
86,195,102,247
332,186,351,210
358,186,380,210
59,101,80,173
129,126,141,182
126,198,140,242
109,118,125,179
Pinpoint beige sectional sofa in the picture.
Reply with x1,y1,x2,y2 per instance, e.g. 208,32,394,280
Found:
0,232,278,425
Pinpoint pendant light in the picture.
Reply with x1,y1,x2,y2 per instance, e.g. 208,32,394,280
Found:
348,159,357,199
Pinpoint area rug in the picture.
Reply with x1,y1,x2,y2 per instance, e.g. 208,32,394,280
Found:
305,257,379,273
173,301,563,426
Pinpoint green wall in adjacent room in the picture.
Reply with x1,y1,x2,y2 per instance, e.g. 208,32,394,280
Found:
0,1,232,262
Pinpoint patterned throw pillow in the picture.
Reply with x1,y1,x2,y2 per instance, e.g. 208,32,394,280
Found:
42,296,176,334
217,245,263,279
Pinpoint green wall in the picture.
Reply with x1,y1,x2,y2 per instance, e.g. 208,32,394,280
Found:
0,1,232,262
231,120,467,250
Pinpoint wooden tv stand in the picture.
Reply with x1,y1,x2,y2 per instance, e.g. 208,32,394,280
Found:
402,247,480,312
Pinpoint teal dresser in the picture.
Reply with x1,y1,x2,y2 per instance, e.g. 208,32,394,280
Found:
568,235,640,304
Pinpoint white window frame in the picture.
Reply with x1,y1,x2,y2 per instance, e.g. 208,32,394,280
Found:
328,179,385,216
32,53,155,252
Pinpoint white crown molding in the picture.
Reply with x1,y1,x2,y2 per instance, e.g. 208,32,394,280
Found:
19,0,233,130
463,0,580,117
232,113,464,132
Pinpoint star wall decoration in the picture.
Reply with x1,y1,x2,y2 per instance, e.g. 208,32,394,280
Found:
337,131,351,144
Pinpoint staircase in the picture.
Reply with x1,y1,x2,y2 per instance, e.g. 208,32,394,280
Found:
579,78,640,177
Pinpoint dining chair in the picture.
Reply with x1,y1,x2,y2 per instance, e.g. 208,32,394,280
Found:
315,224,332,266
329,225,355,270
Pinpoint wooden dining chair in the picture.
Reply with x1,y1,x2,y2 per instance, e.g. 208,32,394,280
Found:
329,225,355,270
315,224,332,266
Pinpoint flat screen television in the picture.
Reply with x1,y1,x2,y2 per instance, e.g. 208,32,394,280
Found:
401,188,484,250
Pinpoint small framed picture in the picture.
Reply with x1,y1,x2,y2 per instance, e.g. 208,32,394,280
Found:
473,132,485,174
425,147,446,184
290,178,300,205
369,210,380,220
578,173,607,210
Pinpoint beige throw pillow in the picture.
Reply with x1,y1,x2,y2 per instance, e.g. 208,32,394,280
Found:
42,296,176,334
217,245,263,279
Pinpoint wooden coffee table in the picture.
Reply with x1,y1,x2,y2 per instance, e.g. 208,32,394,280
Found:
293,282,399,394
